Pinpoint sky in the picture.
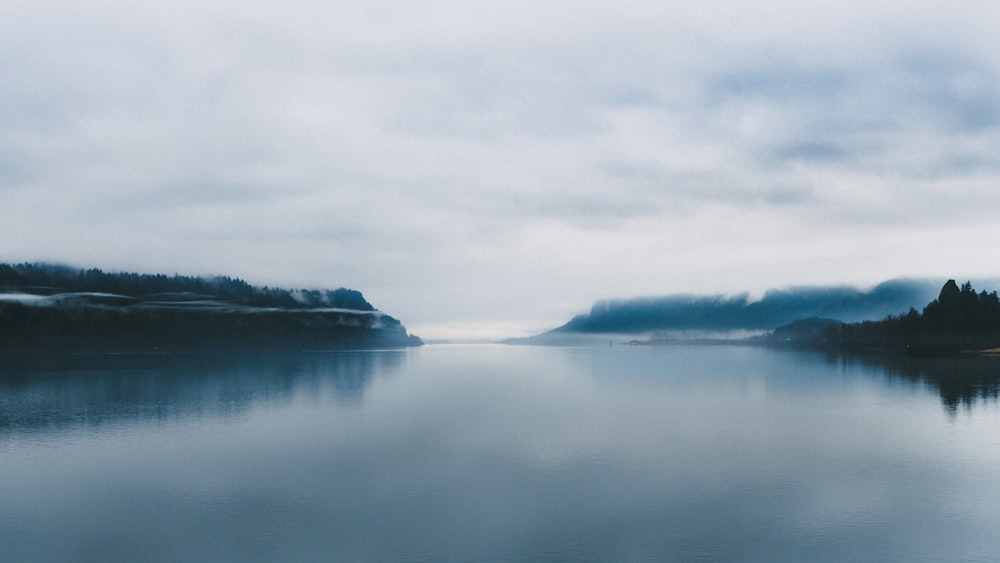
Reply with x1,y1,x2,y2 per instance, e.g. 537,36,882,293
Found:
3,1,999,340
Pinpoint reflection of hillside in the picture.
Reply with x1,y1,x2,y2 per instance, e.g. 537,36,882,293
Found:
834,352,1000,414
0,350,406,434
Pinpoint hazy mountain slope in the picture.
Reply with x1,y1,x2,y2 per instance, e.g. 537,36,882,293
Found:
542,279,945,337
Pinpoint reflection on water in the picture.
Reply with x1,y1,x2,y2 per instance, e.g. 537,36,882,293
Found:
5,347,997,436
0,350,406,434
813,351,1000,414
2,344,999,562
580,344,1000,416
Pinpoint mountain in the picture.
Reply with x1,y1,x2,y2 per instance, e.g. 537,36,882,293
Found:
0,263,422,350
512,279,944,344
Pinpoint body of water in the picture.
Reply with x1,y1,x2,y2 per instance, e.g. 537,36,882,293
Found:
2,344,1000,561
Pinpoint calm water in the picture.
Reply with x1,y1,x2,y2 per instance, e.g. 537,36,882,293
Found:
2,344,1000,562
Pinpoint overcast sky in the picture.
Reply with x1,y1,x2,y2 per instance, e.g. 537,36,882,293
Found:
3,1,999,339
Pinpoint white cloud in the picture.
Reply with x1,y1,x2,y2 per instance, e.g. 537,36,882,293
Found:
2,0,999,339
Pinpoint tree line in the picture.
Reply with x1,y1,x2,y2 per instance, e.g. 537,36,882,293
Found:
0,262,422,350
0,262,373,310
774,280,1000,353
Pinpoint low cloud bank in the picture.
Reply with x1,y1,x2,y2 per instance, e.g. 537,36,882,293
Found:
547,279,946,335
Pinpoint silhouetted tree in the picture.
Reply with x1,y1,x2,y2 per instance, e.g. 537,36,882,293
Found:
811,280,1000,353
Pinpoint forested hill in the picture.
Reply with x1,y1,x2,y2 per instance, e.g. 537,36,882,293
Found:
0,263,422,350
771,280,1000,354
0,263,373,310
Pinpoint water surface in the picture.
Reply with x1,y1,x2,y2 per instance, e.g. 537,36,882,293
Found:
2,344,999,561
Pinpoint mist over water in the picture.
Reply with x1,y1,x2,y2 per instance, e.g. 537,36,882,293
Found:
2,345,999,561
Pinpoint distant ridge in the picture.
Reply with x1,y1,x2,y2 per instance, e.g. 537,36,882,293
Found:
0,262,422,350
511,279,945,344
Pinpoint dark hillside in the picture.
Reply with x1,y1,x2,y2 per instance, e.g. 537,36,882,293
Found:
0,263,420,351
770,280,1000,354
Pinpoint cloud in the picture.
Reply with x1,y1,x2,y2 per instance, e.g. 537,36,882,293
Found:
2,0,1000,338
